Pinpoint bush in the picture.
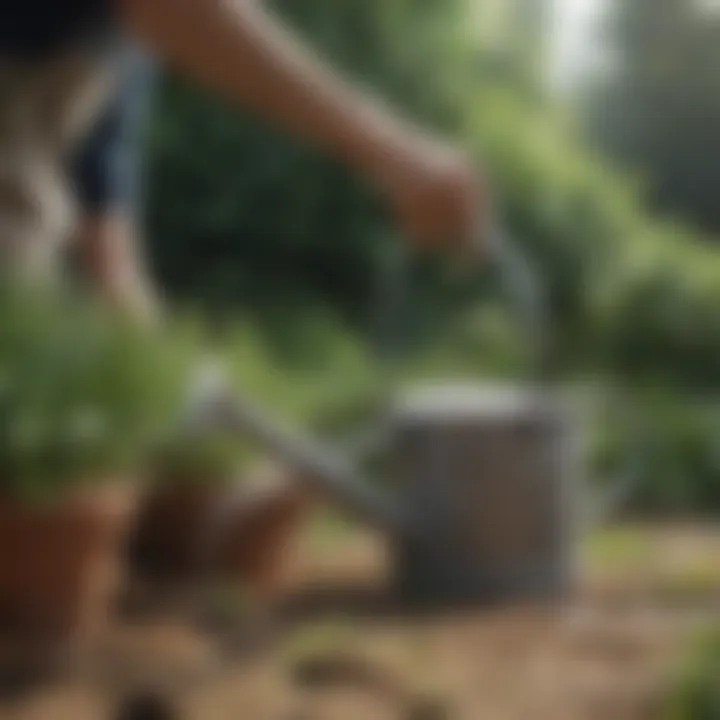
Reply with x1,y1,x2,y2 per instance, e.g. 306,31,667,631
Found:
221,315,379,435
663,625,720,720
0,285,196,502
591,389,720,516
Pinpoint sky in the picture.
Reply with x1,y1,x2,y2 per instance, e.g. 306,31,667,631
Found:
550,0,606,91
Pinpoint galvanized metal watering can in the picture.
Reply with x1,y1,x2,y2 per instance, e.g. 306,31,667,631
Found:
184,215,624,606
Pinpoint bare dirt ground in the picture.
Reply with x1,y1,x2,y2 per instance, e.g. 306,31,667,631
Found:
2,522,720,720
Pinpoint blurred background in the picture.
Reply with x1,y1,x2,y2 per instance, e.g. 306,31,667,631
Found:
141,0,720,517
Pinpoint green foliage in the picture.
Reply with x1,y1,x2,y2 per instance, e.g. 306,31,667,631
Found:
0,285,195,502
150,430,252,487
663,625,720,720
596,229,720,391
220,315,380,436
465,78,720,393
592,390,720,515
584,526,653,570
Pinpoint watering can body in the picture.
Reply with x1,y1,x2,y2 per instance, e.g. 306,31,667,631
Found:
388,383,583,604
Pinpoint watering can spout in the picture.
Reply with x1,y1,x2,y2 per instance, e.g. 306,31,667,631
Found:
188,387,416,538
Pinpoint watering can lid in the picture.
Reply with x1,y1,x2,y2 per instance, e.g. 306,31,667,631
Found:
391,382,569,422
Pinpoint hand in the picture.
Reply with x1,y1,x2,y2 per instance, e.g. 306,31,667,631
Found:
363,128,488,254
77,215,163,329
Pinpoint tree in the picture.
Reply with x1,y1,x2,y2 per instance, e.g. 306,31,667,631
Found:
585,0,720,233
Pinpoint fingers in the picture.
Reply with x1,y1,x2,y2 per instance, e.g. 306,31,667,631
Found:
366,127,490,256
402,147,488,254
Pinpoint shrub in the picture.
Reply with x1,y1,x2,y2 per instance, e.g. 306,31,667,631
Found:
590,388,720,516
0,285,196,502
663,625,720,720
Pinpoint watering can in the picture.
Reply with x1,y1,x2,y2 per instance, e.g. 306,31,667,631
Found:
183,212,630,606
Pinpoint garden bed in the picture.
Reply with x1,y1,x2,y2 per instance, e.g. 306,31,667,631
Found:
1,522,719,720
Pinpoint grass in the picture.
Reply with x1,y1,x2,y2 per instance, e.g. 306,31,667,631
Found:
303,510,357,548
583,523,720,610
279,617,362,666
659,560,720,604
662,624,720,720
583,525,655,570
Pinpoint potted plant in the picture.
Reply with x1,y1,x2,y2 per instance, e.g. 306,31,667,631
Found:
129,429,252,584
129,428,317,599
0,284,192,654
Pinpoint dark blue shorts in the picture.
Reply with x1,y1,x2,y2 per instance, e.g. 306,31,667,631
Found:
70,48,156,215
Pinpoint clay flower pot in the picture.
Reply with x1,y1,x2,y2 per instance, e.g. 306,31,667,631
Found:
129,465,315,596
0,284,199,668
128,483,223,584
0,483,137,652
216,476,315,595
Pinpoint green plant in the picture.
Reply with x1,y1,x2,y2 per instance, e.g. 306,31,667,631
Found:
663,625,720,720
149,430,254,486
590,388,720,516
584,526,654,571
0,284,196,502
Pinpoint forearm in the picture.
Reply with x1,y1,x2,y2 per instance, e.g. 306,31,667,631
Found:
119,0,484,252
77,214,161,324
119,0,410,173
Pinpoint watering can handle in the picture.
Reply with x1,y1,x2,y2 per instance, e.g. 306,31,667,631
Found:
481,218,552,381
180,201,556,538
482,219,642,523
372,205,553,388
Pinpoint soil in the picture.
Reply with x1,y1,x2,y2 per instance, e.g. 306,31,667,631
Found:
0,522,719,720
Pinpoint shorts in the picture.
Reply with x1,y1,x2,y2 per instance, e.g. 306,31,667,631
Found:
70,47,156,216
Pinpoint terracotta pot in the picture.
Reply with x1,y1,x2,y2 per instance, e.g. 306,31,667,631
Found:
128,484,222,584
128,465,316,596
0,483,137,652
217,477,315,595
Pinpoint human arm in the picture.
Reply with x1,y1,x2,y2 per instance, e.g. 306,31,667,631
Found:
118,0,485,249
